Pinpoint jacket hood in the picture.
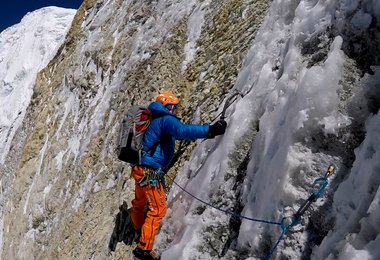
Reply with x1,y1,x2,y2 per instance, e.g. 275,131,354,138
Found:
148,101,178,118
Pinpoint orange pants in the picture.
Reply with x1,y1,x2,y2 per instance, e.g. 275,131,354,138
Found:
130,166,167,251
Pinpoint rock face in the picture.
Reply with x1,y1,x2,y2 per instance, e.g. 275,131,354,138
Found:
1,0,270,259
1,0,380,259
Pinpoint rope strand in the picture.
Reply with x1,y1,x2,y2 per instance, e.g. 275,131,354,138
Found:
166,164,335,259
171,178,282,226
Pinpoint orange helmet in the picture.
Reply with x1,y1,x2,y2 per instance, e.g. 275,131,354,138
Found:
156,91,180,106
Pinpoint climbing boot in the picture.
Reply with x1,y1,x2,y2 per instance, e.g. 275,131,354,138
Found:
132,247,161,260
122,217,141,245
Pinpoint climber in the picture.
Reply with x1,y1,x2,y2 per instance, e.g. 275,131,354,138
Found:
130,91,227,260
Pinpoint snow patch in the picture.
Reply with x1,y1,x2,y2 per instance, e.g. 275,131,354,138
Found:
72,173,94,211
181,0,211,73
0,7,75,164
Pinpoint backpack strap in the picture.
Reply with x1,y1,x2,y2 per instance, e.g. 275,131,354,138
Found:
144,114,165,157
126,131,134,152
140,113,173,161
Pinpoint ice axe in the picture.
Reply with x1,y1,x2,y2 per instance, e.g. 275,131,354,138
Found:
212,90,244,122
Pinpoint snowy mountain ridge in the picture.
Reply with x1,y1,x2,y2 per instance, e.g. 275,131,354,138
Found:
0,0,380,259
0,7,76,255
0,7,76,164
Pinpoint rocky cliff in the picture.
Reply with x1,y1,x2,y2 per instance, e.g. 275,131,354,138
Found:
1,0,380,259
1,0,269,259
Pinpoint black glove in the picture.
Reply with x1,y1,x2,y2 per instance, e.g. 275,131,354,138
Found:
207,119,227,138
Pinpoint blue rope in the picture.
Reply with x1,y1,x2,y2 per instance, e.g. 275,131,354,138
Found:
263,217,302,259
265,229,286,260
172,179,282,226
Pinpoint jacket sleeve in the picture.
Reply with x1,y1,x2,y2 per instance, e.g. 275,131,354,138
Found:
161,116,209,140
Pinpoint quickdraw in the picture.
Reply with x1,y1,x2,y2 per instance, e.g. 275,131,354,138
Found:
266,165,336,259
291,164,335,224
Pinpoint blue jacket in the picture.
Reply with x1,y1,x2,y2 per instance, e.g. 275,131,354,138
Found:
141,101,209,169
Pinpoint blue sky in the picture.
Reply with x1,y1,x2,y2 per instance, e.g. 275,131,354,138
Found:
1,1,83,33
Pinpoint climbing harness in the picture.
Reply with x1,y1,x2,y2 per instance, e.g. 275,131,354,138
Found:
137,167,166,188
168,164,335,259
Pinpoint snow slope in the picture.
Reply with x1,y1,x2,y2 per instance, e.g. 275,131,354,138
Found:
0,6,76,253
0,7,76,164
